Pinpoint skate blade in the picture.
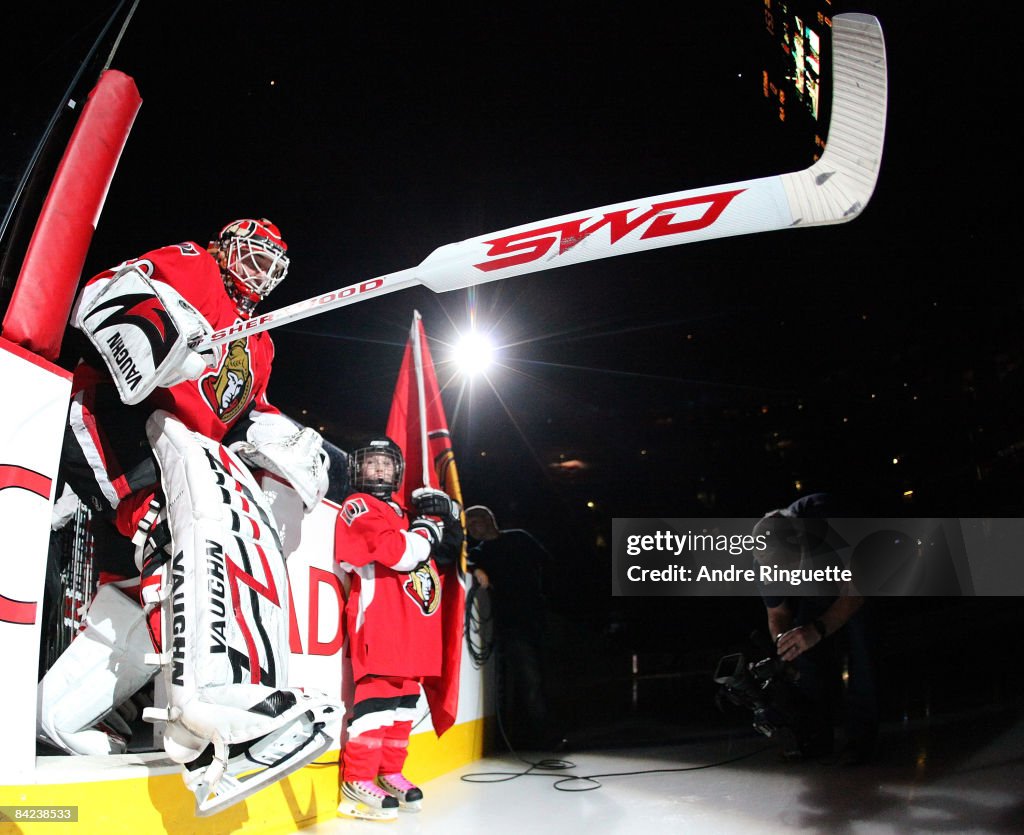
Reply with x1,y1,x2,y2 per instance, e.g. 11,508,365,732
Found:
337,799,399,822
397,799,422,813
193,726,334,816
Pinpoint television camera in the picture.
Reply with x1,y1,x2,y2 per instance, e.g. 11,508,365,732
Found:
713,651,799,739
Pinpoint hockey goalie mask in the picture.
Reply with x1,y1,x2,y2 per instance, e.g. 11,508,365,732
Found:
216,218,289,314
349,437,404,500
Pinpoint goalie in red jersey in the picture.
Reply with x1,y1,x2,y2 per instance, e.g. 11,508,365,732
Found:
333,437,463,821
62,217,307,534
39,219,342,816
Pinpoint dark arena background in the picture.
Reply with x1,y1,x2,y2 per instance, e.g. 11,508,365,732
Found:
2,1,1022,820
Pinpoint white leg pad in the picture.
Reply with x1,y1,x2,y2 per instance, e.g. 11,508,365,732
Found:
145,410,342,814
37,584,157,755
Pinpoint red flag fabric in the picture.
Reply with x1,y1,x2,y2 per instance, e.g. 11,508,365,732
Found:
386,311,466,737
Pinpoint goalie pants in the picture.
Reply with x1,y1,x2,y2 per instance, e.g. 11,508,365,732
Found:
62,378,168,587
341,675,421,781
64,378,158,523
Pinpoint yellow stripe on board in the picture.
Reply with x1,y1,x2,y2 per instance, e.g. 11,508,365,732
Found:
405,712,489,785
0,718,486,834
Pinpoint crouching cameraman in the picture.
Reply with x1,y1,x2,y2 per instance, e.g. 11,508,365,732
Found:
752,493,878,764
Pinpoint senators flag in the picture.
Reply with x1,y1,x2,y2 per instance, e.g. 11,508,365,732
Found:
386,310,466,737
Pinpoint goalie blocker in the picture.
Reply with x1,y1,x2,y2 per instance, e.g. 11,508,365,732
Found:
139,411,341,815
74,265,216,405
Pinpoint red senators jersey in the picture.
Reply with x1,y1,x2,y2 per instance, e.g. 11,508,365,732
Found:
334,493,443,680
73,241,279,441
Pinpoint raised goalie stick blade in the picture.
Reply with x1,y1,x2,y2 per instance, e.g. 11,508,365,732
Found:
778,14,887,228
204,13,886,350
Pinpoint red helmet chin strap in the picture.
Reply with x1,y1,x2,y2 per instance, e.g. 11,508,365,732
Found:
222,271,261,317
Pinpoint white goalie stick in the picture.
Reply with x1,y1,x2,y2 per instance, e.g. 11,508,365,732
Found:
201,13,886,351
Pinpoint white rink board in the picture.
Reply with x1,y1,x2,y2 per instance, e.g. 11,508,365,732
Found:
0,340,72,784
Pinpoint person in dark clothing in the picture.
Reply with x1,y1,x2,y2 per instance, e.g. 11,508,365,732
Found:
465,505,556,749
753,492,879,764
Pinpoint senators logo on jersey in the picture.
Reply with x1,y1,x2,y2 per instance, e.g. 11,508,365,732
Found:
201,338,253,422
404,561,441,616
340,497,369,526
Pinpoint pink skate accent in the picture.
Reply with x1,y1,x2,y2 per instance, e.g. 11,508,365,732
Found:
378,772,416,793
347,779,396,802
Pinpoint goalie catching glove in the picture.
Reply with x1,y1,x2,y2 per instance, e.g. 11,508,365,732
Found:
74,265,216,405
228,411,330,512
410,487,464,566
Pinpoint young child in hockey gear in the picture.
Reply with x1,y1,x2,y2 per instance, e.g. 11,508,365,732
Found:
40,220,340,814
333,437,464,821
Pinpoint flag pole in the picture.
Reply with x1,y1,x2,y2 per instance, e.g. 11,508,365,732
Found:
410,310,431,489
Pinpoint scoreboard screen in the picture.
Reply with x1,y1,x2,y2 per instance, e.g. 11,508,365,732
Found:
760,0,834,160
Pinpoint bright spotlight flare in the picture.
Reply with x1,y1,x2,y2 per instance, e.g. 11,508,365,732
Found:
200,14,886,351
453,331,495,377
